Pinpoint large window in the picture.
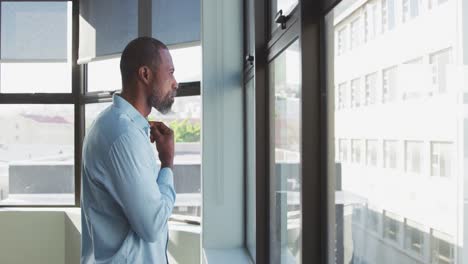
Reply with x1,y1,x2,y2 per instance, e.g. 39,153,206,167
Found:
383,140,398,169
270,39,301,263
338,82,348,109
405,141,423,174
366,140,378,167
430,48,452,93
0,105,74,205
337,27,348,56
339,139,349,162
382,66,397,103
431,230,454,264
351,139,363,164
431,142,453,178
0,1,74,206
350,17,361,50
404,219,425,256
364,73,377,105
383,211,401,243
350,78,361,108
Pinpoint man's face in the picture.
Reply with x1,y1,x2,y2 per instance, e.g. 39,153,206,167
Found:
148,49,178,114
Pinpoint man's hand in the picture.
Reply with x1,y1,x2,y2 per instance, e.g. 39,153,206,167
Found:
149,121,174,169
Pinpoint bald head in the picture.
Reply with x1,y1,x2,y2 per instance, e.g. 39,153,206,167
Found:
120,37,168,87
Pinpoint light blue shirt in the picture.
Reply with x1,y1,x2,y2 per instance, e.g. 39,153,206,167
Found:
81,94,176,264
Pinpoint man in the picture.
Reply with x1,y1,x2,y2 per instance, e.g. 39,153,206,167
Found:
81,37,178,263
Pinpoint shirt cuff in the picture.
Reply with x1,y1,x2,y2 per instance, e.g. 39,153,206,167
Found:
157,167,174,187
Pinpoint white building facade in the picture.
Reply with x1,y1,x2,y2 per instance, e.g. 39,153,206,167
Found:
333,0,468,262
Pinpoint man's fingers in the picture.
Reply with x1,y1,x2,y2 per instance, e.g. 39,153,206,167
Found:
154,122,173,135
151,126,162,138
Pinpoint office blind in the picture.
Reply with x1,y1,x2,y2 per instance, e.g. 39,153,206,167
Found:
78,0,137,63
1,2,68,61
152,0,200,46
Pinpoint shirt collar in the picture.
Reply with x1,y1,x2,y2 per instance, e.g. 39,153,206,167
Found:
112,94,150,134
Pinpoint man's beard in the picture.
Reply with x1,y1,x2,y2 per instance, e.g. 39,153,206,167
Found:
149,90,175,115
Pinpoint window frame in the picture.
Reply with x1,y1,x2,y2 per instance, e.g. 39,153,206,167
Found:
245,0,336,263
0,0,79,208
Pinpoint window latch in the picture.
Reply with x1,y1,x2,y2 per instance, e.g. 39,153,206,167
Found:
275,10,287,30
245,55,254,66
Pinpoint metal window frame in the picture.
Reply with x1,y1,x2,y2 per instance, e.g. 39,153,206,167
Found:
0,0,79,208
244,0,342,263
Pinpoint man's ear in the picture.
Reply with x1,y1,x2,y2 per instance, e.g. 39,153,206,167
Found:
137,66,152,85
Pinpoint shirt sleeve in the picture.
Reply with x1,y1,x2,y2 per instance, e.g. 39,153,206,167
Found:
106,130,176,243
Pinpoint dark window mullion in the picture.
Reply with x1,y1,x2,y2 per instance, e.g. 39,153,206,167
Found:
72,0,82,207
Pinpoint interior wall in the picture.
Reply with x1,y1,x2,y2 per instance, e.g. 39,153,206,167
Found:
0,211,65,264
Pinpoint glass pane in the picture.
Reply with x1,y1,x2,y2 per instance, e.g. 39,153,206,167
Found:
0,105,74,205
0,63,71,93
269,40,301,263
246,80,256,260
149,96,201,219
87,57,121,93
170,46,202,83
85,102,112,133
87,46,201,93
1,2,69,60
327,0,460,263
271,0,298,32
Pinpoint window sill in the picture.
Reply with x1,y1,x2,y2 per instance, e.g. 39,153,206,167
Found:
0,207,81,233
203,247,253,264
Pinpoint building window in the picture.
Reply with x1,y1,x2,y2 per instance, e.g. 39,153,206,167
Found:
339,139,349,162
337,27,347,56
388,0,396,30
338,82,348,109
0,2,74,206
402,0,410,22
431,230,454,264
404,220,425,256
405,141,423,174
351,139,363,164
363,6,371,42
383,211,401,243
382,66,397,103
402,57,424,99
381,0,388,33
431,142,453,178
384,140,398,169
430,48,452,93
365,72,377,105
351,78,361,108
410,0,420,18
350,17,361,50
366,140,378,167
